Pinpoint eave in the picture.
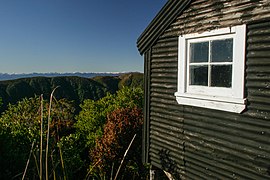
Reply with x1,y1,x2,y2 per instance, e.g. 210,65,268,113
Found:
137,0,192,55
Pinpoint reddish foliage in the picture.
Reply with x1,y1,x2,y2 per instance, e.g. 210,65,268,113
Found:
91,107,143,177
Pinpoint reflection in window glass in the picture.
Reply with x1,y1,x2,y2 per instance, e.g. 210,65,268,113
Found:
211,39,233,62
211,65,232,87
190,66,208,86
190,42,209,63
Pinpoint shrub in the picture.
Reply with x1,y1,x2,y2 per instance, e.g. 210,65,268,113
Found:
75,87,144,178
0,87,144,179
90,107,147,179
75,87,143,149
0,96,77,179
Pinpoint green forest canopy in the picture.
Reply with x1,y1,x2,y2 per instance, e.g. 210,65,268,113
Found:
0,72,143,112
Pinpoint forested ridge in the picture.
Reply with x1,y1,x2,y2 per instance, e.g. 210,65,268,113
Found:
0,72,143,112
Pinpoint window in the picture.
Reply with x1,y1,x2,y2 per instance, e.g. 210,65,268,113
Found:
175,25,246,113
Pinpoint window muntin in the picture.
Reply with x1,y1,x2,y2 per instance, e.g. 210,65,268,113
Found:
175,25,246,113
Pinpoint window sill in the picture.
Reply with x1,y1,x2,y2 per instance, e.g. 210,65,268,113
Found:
174,92,246,113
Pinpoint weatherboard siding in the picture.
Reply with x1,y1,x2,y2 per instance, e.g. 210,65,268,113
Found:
162,0,270,38
149,36,185,177
145,0,270,179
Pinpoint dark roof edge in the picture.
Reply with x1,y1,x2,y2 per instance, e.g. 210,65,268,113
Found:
137,0,192,55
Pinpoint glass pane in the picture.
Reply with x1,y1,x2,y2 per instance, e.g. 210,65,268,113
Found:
190,42,209,63
211,39,233,62
190,65,208,86
211,65,232,87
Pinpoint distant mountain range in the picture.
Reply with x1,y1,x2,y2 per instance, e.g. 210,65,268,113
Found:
0,72,127,81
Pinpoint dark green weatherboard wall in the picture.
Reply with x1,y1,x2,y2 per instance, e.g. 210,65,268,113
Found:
139,0,270,179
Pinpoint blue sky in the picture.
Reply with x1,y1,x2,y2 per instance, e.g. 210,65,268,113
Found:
0,0,166,73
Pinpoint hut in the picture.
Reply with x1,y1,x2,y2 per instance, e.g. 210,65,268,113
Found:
137,0,270,179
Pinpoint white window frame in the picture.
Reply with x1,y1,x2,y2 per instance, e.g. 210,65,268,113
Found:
175,24,246,113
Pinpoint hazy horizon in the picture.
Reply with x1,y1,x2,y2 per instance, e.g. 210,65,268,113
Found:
0,71,141,75
0,71,144,81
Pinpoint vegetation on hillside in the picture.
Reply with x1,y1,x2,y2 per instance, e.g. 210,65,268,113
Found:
92,72,143,93
0,85,146,179
0,73,143,113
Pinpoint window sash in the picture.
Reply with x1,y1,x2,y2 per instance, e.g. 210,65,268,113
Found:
176,24,246,113
186,34,236,96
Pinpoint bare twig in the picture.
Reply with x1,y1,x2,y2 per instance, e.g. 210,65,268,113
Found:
32,151,40,178
50,152,57,180
114,134,136,180
84,158,102,180
45,86,59,180
22,141,35,180
110,162,114,180
58,144,67,180
40,94,43,180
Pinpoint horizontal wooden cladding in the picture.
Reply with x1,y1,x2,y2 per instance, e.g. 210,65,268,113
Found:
150,154,184,174
151,37,178,54
183,109,270,179
246,80,270,89
149,117,185,170
184,116,270,156
184,107,270,141
246,20,270,117
151,70,177,81
151,46,178,55
185,109,269,142
162,0,270,37
151,77,176,84
246,66,270,74
247,88,270,98
151,63,177,70
151,71,177,78
151,37,178,59
151,92,175,104
184,151,238,180
181,103,270,179
151,70,177,80
151,68,177,74
151,97,178,107
150,133,185,174
148,33,183,175
151,52,178,59
150,88,176,97
149,144,184,165
247,38,270,46
150,35,178,101
150,130,183,150
247,58,270,66
150,103,183,114
150,110,183,125
151,82,176,89
184,150,269,180
247,51,270,58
